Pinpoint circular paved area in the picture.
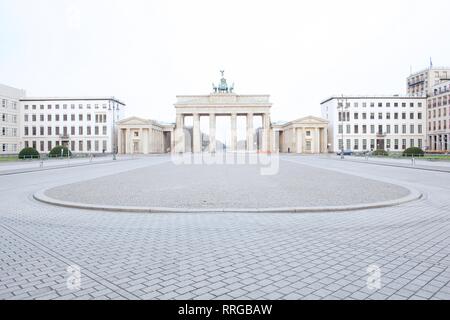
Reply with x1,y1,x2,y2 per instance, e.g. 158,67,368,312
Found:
43,159,411,209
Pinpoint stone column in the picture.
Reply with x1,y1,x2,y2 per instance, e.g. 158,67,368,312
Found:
193,113,201,153
231,113,237,151
138,128,143,153
175,114,184,153
209,114,216,153
314,127,320,153
323,127,328,153
297,128,303,154
262,113,270,152
117,128,122,154
247,113,254,152
126,128,131,154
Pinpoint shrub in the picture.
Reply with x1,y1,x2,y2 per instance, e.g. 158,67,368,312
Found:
403,147,424,157
372,149,389,157
49,146,72,157
18,147,40,159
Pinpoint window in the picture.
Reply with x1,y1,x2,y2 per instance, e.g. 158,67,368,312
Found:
362,125,367,134
354,125,358,134
370,139,375,150
354,113,358,120
48,141,52,151
47,104,52,110
32,115,36,122
24,114,29,122
24,127,29,136
394,102,398,107
87,140,91,151
402,103,406,108
418,112,422,120
55,127,60,135
40,114,44,121
402,113,406,120
386,139,391,149
71,127,75,135
87,126,91,135
338,139,343,150
410,125,414,134
370,125,375,134
71,114,75,121
79,126,83,135
48,127,52,135
95,140,99,151
346,139,351,150
95,126,99,135
378,113,383,120
410,113,414,120
402,139,406,150
370,113,374,120
102,140,107,151
394,113,398,120
71,140,75,151
386,113,391,120
87,114,92,121
378,102,382,107
63,115,68,121
402,125,407,134
40,141,44,152
338,125,343,134
394,125,399,134
418,124,422,134
47,114,52,121
362,139,367,150
394,139,399,150
79,141,83,151
306,131,311,136
40,127,44,136
354,139,359,150
418,139,422,148
346,125,350,134
79,114,83,121
410,139,415,148
386,125,391,134
362,113,367,120
55,114,60,121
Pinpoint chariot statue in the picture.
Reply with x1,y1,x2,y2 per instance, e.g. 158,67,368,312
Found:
213,70,234,93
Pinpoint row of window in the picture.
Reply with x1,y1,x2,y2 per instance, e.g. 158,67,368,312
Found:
338,112,423,122
428,120,450,132
1,114,18,123
338,101,423,108
24,113,107,123
338,124,423,135
428,95,450,107
25,140,109,153
1,127,18,137
1,143,18,153
23,103,112,111
24,126,108,136
338,138,423,151
428,107,450,119
1,99,18,110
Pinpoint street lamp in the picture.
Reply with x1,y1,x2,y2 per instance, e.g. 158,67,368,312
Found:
339,95,347,159
109,99,119,160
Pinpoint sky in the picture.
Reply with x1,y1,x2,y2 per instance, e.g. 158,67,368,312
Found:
1,0,450,123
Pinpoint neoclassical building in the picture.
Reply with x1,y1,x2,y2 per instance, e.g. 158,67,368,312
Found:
118,72,329,154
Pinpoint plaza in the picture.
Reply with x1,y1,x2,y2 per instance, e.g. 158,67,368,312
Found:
0,155,449,300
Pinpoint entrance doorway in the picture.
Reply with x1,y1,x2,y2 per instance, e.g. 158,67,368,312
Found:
376,139,385,150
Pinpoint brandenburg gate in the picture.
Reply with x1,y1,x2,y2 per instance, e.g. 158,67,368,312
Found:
173,72,272,153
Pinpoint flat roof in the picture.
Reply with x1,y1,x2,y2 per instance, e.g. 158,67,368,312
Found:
20,96,126,105
320,95,427,105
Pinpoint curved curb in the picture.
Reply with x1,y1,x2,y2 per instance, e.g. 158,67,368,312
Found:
33,186,422,214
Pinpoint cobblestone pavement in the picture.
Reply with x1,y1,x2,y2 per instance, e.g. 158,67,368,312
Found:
0,155,449,300
44,158,409,209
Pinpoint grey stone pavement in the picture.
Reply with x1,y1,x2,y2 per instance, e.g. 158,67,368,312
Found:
44,159,409,209
0,155,449,300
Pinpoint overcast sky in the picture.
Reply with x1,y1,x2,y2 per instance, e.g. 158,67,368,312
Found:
1,0,450,122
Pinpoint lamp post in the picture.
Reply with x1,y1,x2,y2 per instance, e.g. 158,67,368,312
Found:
339,95,346,159
109,99,119,161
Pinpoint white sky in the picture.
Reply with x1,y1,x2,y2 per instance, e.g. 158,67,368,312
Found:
1,0,450,123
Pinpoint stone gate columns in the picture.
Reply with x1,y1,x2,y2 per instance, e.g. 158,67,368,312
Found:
126,128,131,154
262,113,270,152
193,113,201,153
175,114,184,153
231,113,237,151
209,114,216,153
296,128,303,154
247,113,254,152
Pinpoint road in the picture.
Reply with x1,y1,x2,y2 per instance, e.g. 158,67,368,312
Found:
0,155,449,300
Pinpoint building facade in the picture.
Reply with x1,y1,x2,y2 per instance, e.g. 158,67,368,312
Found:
19,97,125,154
407,67,450,97
117,117,174,154
273,116,328,154
321,96,427,153
0,84,26,155
427,80,450,151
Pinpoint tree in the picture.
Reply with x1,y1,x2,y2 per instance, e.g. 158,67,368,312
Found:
49,146,72,157
18,147,40,159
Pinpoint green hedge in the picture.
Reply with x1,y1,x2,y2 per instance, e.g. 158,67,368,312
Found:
372,149,388,156
49,146,72,157
18,147,40,159
403,147,424,157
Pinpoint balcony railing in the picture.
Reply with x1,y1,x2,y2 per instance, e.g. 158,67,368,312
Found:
59,134,70,140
